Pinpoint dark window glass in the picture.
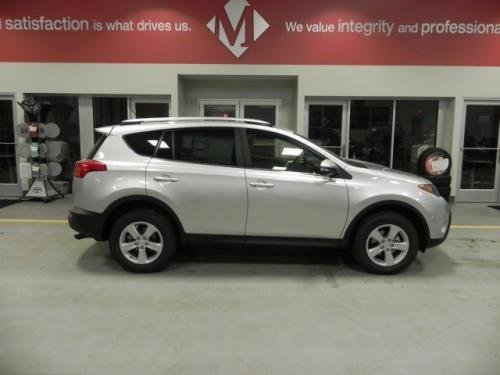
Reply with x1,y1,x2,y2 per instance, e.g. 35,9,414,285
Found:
92,97,127,128
460,105,500,190
0,100,16,183
34,95,80,191
392,100,439,172
203,104,236,117
135,102,169,118
349,100,393,166
173,127,236,166
124,130,164,157
243,105,276,125
155,131,173,160
246,129,323,174
308,104,343,155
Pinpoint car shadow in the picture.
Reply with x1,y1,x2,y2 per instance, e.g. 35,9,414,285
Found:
77,241,457,279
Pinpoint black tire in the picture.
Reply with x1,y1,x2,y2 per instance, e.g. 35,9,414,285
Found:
352,212,419,275
109,209,177,273
417,147,452,177
427,175,451,188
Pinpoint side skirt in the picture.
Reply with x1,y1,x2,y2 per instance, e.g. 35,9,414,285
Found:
185,234,347,249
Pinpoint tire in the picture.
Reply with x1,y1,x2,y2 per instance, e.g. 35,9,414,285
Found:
109,209,178,273
352,212,419,275
437,185,451,199
427,175,451,188
417,147,452,177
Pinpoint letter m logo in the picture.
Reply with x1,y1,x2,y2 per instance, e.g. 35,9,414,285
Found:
207,0,270,58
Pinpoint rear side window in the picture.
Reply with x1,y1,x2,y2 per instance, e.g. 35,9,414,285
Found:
87,134,107,159
124,130,164,157
173,127,236,166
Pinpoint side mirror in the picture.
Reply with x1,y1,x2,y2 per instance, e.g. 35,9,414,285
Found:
320,159,339,177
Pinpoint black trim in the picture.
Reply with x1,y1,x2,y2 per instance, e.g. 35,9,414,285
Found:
233,127,245,168
68,207,105,240
186,234,342,248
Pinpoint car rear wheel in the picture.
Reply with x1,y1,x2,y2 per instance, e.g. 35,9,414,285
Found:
352,212,419,274
109,209,177,273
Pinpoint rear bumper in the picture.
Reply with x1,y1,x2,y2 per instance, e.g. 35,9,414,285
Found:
68,207,105,241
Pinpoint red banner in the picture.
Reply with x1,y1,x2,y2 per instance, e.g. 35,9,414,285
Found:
1,0,500,65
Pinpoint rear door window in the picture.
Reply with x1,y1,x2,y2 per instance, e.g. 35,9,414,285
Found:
173,127,236,166
124,130,164,157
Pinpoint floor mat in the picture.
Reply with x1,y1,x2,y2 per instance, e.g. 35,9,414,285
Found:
488,205,500,211
0,200,19,209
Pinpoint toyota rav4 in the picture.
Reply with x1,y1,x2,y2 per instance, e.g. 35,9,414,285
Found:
68,117,450,274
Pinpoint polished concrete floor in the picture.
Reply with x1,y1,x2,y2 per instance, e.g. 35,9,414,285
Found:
0,197,499,375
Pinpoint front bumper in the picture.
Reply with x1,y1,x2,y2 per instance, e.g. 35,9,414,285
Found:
68,207,105,241
427,203,451,248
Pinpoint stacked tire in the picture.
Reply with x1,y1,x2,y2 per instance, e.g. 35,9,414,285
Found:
416,147,452,201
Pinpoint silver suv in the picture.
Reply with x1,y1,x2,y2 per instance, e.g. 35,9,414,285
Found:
68,117,450,274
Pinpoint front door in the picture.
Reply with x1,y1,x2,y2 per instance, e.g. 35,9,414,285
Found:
457,103,500,202
243,129,348,238
306,101,348,158
0,98,19,197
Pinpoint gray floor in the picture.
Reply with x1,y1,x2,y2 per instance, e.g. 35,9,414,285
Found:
0,197,499,375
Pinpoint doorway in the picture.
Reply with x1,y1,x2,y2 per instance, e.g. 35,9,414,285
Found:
305,101,349,157
457,102,500,202
0,98,18,196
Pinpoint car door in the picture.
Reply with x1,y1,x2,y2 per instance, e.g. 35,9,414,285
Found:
243,128,348,239
146,126,247,236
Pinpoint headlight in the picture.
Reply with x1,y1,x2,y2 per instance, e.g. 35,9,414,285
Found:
419,183,439,196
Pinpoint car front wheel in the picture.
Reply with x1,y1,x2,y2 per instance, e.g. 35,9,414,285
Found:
352,212,419,274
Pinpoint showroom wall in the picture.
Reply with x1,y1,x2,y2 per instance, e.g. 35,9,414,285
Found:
1,0,500,199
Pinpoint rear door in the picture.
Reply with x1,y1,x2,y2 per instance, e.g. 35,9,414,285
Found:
243,129,349,239
146,126,247,236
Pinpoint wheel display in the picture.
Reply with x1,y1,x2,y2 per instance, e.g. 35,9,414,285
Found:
352,212,419,274
427,174,451,187
417,147,452,177
109,209,177,273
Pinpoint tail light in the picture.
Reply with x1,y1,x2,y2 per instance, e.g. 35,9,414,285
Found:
73,160,107,178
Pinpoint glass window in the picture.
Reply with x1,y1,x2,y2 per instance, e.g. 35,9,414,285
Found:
34,95,80,191
308,104,343,155
0,100,16,184
203,104,236,117
124,130,164,157
246,129,323,174
173,127,236,166
92,97,127,128
392,100,439,172
135,102,169,118
243,104,276,125
460,105,500,190
349,100,393,166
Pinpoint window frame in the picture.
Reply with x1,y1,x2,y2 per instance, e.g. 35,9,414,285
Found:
240,128,327,176
151,126,245,168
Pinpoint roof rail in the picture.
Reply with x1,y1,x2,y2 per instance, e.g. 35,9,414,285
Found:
121,117,272,126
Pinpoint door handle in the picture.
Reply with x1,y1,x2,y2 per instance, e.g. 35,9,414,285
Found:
249,180,274,188
154,175,179,183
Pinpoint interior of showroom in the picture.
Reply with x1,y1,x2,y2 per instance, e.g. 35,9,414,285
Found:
0,1,500,202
